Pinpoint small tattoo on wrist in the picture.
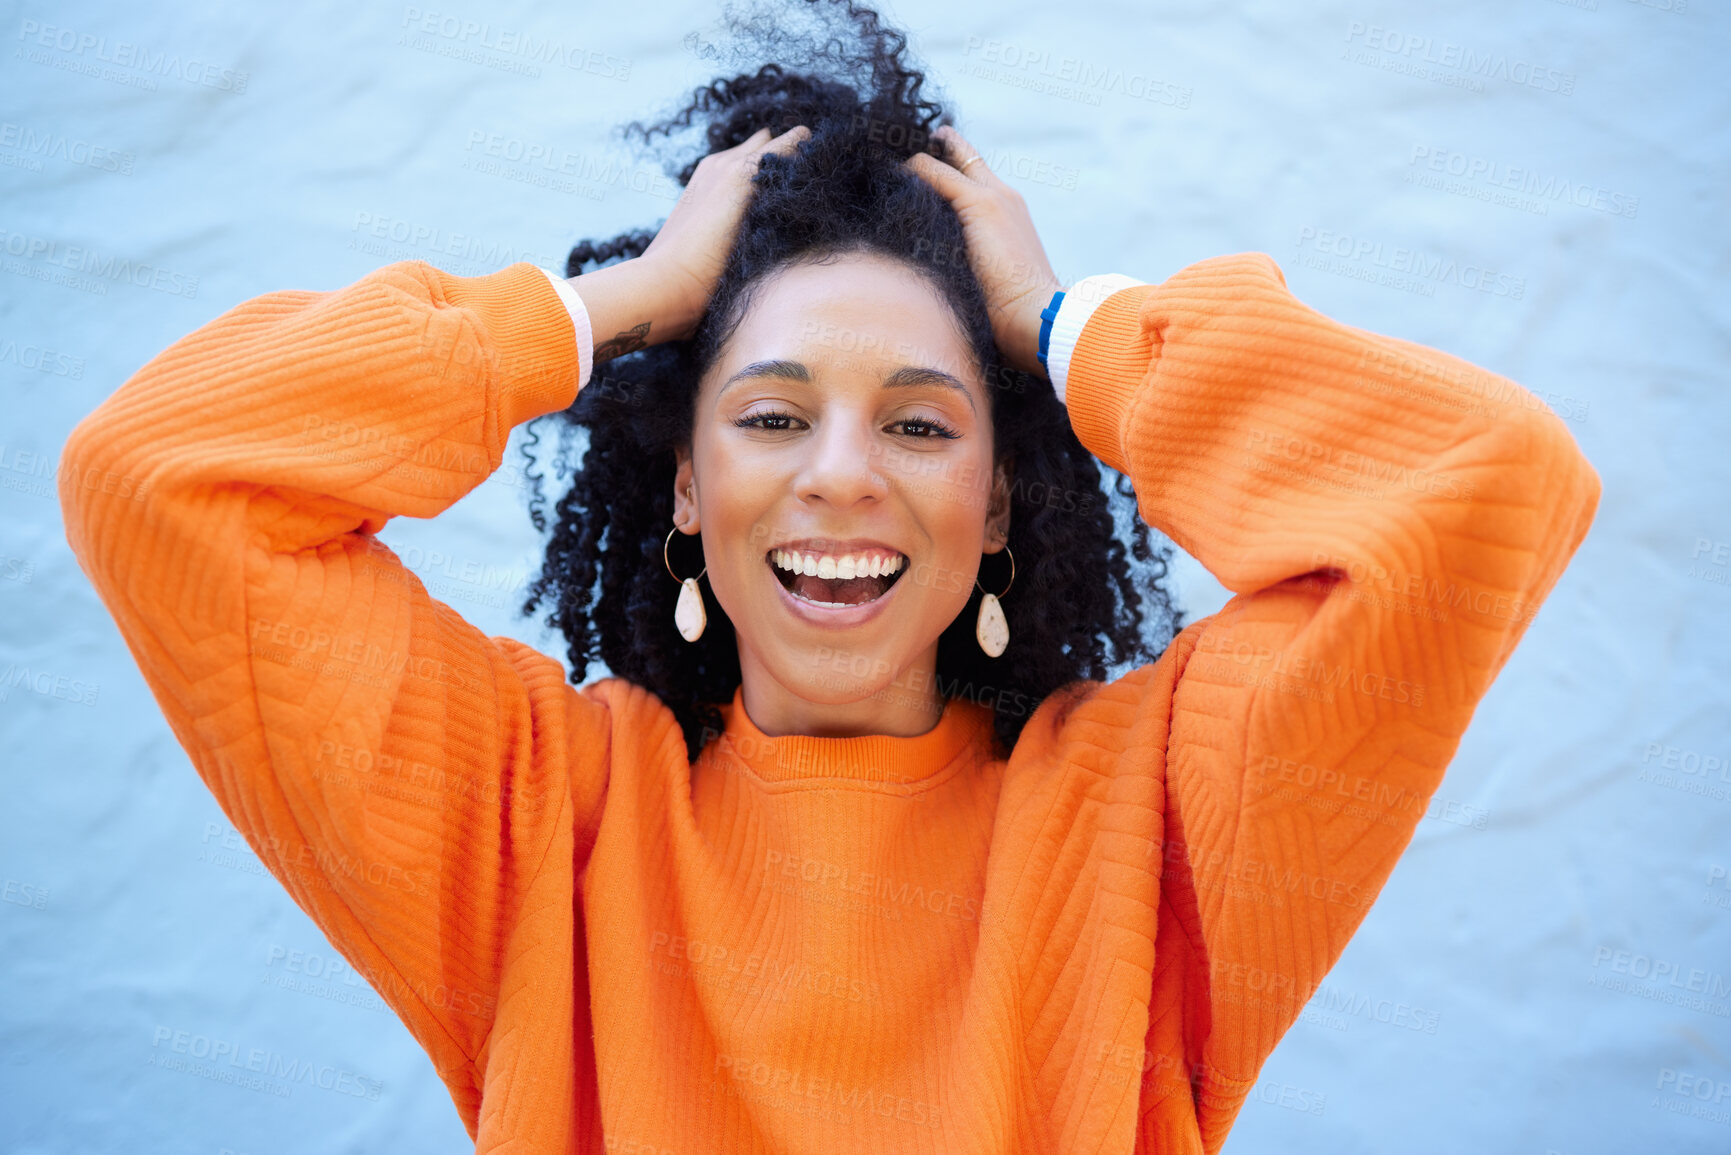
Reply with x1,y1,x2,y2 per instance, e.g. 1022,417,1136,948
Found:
594,321,652,362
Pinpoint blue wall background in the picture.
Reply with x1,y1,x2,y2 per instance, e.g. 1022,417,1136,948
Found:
2,1,1727,1152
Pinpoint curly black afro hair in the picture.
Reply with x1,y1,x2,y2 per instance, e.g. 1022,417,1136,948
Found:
522,0,1180,759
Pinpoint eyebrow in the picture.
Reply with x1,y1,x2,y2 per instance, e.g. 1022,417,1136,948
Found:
720,359,975,412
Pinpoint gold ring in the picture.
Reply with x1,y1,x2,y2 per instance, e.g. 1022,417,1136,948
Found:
958,155,984,173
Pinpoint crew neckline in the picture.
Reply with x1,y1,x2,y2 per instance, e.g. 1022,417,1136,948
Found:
713,686,995,787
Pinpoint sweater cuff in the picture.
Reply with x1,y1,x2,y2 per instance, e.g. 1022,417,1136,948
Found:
539,267,595,394
432,262,585,432
1045,273,1148,403
1060,280,1162,476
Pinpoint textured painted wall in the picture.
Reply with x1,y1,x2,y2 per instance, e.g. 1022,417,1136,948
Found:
2,1,1726,1152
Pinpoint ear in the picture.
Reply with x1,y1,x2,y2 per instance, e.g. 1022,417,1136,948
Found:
983,458,1012,553
672,444,700,534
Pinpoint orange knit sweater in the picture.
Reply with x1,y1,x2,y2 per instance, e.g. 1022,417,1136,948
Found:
61,254,1598,1153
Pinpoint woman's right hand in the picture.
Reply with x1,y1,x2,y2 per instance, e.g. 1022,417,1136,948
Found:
571,124,809,360
643,124,811,333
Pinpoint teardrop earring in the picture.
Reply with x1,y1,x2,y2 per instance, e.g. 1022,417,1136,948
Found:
974,546,1014,657
664,524,707,643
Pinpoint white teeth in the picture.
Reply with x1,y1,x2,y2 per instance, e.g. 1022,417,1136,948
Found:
770,549,906,579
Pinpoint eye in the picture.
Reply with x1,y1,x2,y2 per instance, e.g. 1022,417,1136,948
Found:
888,415,960,440
734,409,806,432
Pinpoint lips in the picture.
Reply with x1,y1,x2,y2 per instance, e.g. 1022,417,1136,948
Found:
767,540,908,608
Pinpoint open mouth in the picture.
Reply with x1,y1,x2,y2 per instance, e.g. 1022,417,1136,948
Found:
768,547,908,608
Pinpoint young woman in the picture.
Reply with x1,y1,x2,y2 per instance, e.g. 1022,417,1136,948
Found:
61,5,1598,1152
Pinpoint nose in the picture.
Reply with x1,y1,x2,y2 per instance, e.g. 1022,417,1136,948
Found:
793,411,888,509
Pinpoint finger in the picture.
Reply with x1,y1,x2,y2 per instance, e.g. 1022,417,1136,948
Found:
952,150,992,182
904,150,976,204
759,124,810,159
929,126,1000,189
934,125,981,169
724,126,775,157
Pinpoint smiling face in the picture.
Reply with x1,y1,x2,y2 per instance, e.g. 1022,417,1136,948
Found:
673,250,1010,738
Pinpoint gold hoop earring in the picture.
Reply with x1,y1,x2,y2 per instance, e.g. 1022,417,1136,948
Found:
974,546,1014,657
665,524,707,643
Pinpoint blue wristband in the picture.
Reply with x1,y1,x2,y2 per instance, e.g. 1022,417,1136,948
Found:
1036,289,1066,370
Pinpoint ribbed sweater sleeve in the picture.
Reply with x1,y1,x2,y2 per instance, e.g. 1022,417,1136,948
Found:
57,260,608,1106
1060,254,1600,1151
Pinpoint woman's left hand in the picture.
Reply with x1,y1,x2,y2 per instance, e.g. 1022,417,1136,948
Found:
906,126,1064,377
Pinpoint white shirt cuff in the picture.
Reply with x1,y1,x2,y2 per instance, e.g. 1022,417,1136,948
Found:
1045,273,1148,404
539,267,594,392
